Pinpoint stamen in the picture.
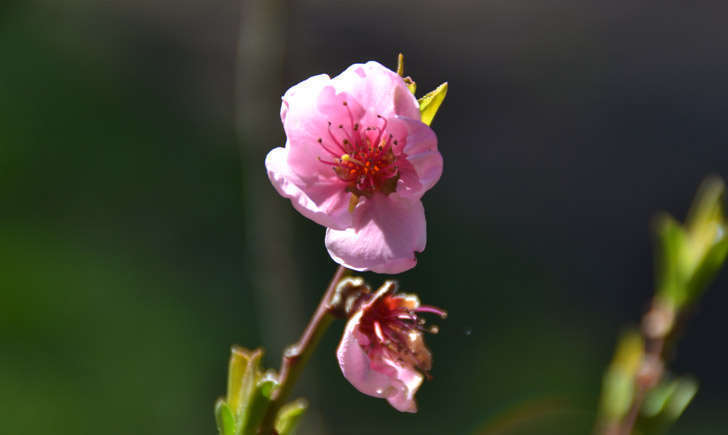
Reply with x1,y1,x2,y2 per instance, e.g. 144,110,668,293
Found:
341,154,365,166
373,321,385,343
414,305,448,319
317,157,338,166
317,138,343,158
327,123,350,153
373,115,387,148
323,110,401,198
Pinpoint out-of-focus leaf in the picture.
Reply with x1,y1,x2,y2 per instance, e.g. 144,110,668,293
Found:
598,331,643,421
275,399,308,435
418,82,448,126
638,377,698,435
685,176,725,235
682,177,727,304
654,214,687,307
642,380,678,418
215,399,235,435
654,177,727,309
686,235,728,304
664,377,698,420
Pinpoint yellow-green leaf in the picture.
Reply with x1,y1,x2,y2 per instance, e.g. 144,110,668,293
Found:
418,82,448,126
275,399,308,435
215,399,235,435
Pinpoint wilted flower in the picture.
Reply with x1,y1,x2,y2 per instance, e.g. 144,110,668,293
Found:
336,281,446,412
266,61,443,273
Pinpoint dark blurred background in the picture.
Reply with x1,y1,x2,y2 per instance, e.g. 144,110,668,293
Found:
2,1,727,434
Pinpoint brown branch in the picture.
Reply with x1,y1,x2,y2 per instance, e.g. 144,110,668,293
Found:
615,302,674,435
258,265,347,434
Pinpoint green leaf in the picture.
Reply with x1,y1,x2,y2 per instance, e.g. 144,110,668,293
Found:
686,235,728,304
395,52,417,94
225,347,264,435
215,399,235,435
240,376,278,435
418,82,448,126
685,176,725,234
598,331,643,421
227,346,251,412
654,214,688,307
638,377,698,435
664,377,698,420
275,399,308,435
654,176,727,308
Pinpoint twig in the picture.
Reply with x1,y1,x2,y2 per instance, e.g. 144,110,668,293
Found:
258,265,347,434
615,302,674,435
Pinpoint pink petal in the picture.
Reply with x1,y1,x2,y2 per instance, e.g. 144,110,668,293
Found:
317,86,365,123
337,312,403,397
385,359,423,413
332,61,420,120
337,313,421,413
280,73,329,124
282,77,342,179
400,118,443,195
324,194,426,274
265,146,352,229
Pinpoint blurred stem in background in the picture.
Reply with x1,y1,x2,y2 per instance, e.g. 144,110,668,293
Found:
595,176,728,435
236,0,298,357
234,0,330,432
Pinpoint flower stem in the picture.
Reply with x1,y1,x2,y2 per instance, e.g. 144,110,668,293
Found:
258,265,348,434
614,303,671,435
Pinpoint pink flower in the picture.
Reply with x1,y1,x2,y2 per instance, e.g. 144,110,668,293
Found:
265,61,443,274
336,281,446,412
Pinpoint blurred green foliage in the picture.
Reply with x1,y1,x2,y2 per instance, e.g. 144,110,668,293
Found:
655,177,727,309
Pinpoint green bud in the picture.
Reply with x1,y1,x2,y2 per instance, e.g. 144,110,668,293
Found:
220,346,283,435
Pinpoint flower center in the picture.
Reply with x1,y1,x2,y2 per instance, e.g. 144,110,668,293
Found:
317,101,401,206
358,292,447,376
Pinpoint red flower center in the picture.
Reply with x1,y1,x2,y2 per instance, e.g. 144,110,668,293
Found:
317,101,400,199
357,291,447,376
